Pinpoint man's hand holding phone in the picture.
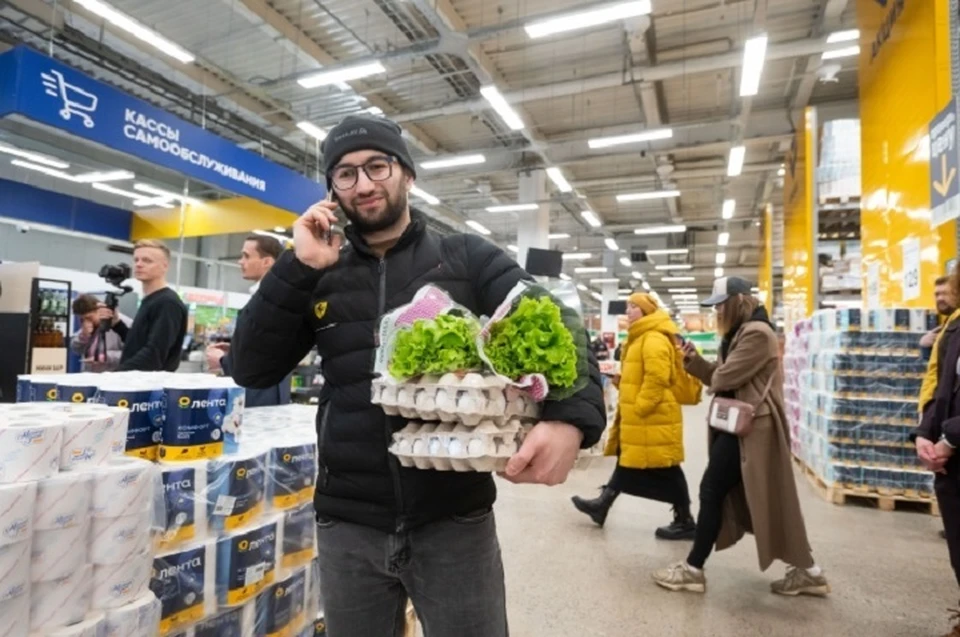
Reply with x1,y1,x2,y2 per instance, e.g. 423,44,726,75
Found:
294,196,343,270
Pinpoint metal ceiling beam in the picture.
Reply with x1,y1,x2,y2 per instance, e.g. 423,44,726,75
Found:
391,35,839,124
230,0,441,156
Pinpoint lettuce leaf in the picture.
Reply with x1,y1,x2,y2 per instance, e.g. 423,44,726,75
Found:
484,296,578,389
388,313,482,379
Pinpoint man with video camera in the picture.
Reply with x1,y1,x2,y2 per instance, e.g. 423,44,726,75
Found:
115,240,188,372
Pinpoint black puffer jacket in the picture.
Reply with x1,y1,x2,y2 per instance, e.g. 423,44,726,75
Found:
232,211,606,533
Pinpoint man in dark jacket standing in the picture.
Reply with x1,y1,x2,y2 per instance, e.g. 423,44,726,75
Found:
207,235,292,407
231,115,605,637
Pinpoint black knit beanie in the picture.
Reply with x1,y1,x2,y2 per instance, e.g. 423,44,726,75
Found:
321,115,416,188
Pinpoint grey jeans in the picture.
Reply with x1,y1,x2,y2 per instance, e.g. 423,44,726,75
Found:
315,509,509,637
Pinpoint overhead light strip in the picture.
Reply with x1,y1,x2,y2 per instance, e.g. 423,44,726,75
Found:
739,34,768,97
616,190,681,202
297,122,327,141
524,0,652,39
410,186,440,205
588,127,672,149
718,232,730,246
655,264,693,271
74,0,195,63
634,224,686,236
421,154,486,170
722,199,736,220
605,238,619,251
826,29,859,44
581,210,602,228
298,61,386,89
465,220,491,236
821,45,860,60
575,266,607,273
562,252,593,261
73,170,134,183
546,167,573,193
0,144,69,169
645,248,689,256
480,85,525,131
727,145,746,177
487,203,539,213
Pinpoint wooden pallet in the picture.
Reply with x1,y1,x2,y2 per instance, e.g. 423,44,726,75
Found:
793,457,940,516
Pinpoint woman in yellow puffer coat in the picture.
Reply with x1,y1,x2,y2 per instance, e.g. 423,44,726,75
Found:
572,293,696,540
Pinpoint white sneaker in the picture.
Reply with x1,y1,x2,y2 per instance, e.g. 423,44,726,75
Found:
652,561,706,593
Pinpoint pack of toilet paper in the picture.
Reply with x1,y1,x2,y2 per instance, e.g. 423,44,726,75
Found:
16,372,245,463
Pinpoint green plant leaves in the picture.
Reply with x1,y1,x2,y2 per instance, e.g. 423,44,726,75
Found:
388,314,482,379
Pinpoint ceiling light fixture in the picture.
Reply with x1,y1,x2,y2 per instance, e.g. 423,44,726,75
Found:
296,122,327,141
365,106,384,115
722,199,736,220
560,273,572,281
672,295,699,301
11,158,80,182
0,144,69,169
821,45,860,60
642,281,651,291
588,126,672,149
91,182,146,199
562,252,592,261
131,183,200,204
465,220,491,236
739,34,768,97
679,309,701,315
575,266,608,274
605,238,619,251
631,271,643,280
524,0,652,39
662,276,696,282
645,248,689,256
73,170,135,183
727,145,746,177
715,267,725,278
591,291,603,301
549,233,571,240
74,0,195,63
668,288,697,293
716,253,727,265
486,203,539,213
590,278,621,284
577,284,589,292
420,154,486,170
410,186,440,205
777,166,786,177
718,232,730,246
616,189,681,202
826,29,859,44
480,85,525,130
620,257,633,267
655,264,693,271
545,167,573,193
581,210,602,228
298,61,386,89
634,224,686,236
507,245,518,253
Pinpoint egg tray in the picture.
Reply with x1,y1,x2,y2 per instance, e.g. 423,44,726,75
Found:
372,373,539,426
389,420,530,472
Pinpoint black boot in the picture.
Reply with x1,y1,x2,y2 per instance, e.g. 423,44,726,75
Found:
655,504,697,541
571,486,619,528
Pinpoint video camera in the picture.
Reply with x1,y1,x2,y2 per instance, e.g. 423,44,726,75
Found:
98,263,133,311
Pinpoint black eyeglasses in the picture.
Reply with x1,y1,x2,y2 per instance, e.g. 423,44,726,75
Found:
330,156,396,191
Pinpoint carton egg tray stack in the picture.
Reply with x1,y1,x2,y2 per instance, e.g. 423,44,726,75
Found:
372,373,539,472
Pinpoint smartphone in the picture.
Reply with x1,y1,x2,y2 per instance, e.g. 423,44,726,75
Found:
322,191,340,245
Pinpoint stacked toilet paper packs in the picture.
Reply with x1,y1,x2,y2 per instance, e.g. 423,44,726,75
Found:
0,401,163,637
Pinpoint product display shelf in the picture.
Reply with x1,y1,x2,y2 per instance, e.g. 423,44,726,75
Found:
785,309,938,515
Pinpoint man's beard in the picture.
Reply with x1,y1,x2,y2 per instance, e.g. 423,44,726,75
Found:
939,302,956,316
341,187,407,234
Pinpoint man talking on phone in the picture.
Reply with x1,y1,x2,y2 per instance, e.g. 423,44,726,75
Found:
230,115,605,637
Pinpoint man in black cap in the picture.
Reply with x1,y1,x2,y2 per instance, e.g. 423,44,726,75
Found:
230,115,605,637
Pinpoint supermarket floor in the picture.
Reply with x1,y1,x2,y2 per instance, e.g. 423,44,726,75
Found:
492,403,955,637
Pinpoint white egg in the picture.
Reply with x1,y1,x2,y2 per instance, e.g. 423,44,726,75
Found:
467,438,486,456
448,438,464,456
428,437,442,455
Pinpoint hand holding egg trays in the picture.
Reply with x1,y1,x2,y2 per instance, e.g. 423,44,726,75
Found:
373,283,590,472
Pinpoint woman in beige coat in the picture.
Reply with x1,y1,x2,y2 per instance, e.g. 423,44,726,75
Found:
652,277,829,596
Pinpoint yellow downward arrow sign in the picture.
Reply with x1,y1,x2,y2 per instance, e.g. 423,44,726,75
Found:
934,153,957,197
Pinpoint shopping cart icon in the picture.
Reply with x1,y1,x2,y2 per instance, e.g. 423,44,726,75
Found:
40,70,98,129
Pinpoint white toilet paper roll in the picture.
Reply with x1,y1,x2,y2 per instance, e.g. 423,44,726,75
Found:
91,457,157,519
0,540,30,602
0,419,64,483
34,471,93,530
30,564,93,631
31,521,89,582
93,550,152,610
0,481,36,548
106,408,131,457
151,539,217,635
0,593,29,637
60,412,115,470
104,592,161,637
45,612,106,637
158,461,209,550
90,508,152,565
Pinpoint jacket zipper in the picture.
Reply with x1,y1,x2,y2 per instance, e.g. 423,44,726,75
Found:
317,402,332,489
379,258,406,533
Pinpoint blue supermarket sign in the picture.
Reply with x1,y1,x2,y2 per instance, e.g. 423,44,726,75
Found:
0,46,324,213
931,97,959,227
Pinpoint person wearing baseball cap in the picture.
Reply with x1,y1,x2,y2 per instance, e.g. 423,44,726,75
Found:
229,114,606,636
653,276,829,598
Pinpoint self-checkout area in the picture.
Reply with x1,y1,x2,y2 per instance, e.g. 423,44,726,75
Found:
0,45,325,400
